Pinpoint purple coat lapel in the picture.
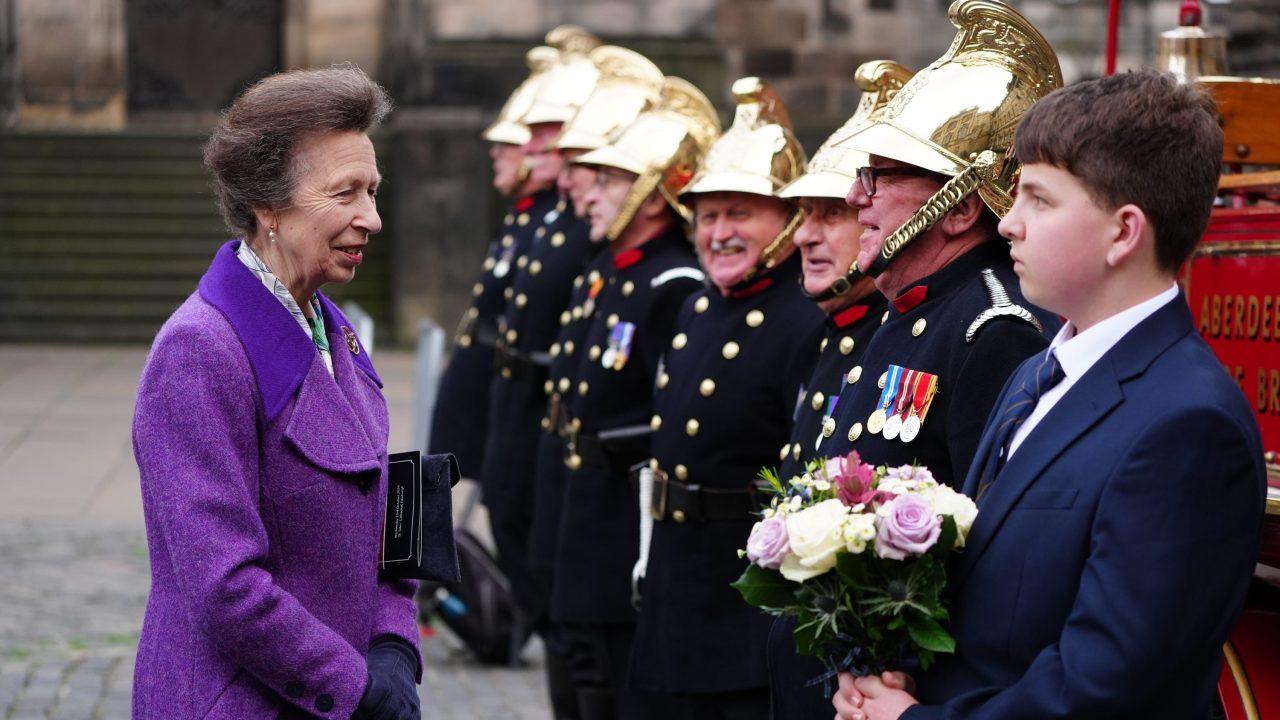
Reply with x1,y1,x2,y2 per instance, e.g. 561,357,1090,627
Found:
198,240,381,422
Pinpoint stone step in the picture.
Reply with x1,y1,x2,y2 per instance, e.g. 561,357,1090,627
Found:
7,237,224,256
0,196,221,217
5,215,228,238
0,176,215,197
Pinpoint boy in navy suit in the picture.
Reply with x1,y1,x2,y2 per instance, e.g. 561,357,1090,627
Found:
835,70,1267,720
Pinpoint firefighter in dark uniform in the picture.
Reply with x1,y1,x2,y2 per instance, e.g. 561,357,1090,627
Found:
548,77,720,720
766,15,1066,713
428,42,559,478
628,79,825,720
763,60,912,720
478,25,602,657
523,46,670,720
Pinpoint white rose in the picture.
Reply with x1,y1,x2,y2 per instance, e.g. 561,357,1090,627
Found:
925,485,978,546
779,499,848,582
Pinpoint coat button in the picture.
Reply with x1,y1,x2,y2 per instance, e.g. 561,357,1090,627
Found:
848,422,863,442
656,372,670,389
675,464,689,480
482,257,496,271
746,310,764,327
503,286,514,300
560,310,571,325
515,293,528,308
695,296,709,313
779,443,789,461
578,381,589,396
517,255,528,269
672,333,687,350
792,443,802,460
878,371,887,389
501,233,514,247
840,336,855,355
559,378,571,392
722,341,740,360
564,340,575,355
607,313,620,328
550,343,561,357
315,694,334,712
517,212,531,226
472,282,484,297
543,380,553,394
881,310,890,325
685,419,700,437
913,318,927,336
530,260,543,275
820,337,828,352
285,682,305,699
622,280,635,296
699,379,715,397
672,510,687,523
811,392,825,412
847,366,862,384
651,414,662,431
588,345,601,361
567,454,582,470
551,231,566,247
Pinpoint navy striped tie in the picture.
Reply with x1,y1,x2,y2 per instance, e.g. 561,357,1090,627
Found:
977,350,1064,500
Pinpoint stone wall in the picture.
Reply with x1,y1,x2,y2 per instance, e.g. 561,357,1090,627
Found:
12,0,125,129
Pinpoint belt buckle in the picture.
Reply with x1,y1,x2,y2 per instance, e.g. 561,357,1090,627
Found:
650,468,669,521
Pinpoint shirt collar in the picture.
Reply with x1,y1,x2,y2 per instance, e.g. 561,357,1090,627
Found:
1050,283,1180,381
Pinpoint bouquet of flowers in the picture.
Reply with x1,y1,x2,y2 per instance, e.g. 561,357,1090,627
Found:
732,450,977,680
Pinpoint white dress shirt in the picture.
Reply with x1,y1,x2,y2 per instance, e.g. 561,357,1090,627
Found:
1007,284,1180,458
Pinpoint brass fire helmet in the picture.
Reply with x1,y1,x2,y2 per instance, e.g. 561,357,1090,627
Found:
480,45,559,146
551,45,665,152
681,77,807,288
778,60,914,301
832,0,1063,278
573,77,722,242
520,26,603,126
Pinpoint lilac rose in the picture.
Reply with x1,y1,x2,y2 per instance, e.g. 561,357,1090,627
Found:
746,516,791,569
875,494,942,560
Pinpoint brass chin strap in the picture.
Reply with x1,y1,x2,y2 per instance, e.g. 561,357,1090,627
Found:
725,208,803,293
864,165,979,278
605,171,664,242
515,157,534,188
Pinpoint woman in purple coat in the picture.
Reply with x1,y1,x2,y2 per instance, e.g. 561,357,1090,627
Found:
132,65,420,720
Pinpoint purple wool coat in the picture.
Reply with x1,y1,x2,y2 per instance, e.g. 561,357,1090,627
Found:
132,241,420,720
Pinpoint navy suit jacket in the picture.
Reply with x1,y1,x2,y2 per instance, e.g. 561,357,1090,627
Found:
905,295,1266,720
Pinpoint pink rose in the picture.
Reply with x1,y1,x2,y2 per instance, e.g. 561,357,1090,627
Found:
875,494,942,560
834,451,888,509
746,516,791,569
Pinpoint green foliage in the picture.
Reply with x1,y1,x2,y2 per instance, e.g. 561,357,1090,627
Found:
731,564,800,609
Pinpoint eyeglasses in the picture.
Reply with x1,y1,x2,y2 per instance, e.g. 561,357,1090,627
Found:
856,166,942,197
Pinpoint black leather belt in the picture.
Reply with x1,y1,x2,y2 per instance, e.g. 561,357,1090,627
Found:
565,424,651,474
494,344,550,385
649,468,761,524
456,315,499,349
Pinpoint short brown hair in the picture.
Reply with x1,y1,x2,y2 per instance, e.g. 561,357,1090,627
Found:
204,63,392,237
1014,70,1222,270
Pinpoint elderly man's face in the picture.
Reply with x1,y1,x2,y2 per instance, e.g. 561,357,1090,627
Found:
693,191,793,292
489,142,526,196
582,166,637,242
844,155,944,274
269,130,381,297
793,196,863,298
525,122,566,189
558,150,596,217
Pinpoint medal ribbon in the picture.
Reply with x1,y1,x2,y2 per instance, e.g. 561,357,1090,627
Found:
876,365,904,415
893,370,920,421
910,373,939,421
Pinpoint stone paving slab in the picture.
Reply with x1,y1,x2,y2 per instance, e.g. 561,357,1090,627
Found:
0,345,549,719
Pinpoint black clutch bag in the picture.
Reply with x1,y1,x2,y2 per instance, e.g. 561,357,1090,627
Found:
378,451,462,583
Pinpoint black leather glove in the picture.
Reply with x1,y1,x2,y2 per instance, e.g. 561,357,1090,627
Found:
353,635,421,720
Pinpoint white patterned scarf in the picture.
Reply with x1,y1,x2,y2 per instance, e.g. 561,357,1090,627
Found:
236,240,334,376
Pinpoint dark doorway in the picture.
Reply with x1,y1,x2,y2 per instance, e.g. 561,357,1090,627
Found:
126,0,282,114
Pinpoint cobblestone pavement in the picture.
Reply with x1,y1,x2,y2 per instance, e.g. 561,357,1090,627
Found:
0,345,549,719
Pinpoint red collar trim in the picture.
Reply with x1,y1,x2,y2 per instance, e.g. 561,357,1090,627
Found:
514,196,535,212
831,304,871,329
729,277,774,299
892,285,929,313
612,248,644,270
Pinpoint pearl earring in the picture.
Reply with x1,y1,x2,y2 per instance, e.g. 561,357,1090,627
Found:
268,228,277,243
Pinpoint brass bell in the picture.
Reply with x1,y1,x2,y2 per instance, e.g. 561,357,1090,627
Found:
1157,1,1227,83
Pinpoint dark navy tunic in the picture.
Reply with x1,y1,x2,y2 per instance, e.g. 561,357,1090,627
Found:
629,254,825,696
429,189,557,477
549,226,705,625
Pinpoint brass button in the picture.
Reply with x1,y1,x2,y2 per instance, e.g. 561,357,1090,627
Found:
541,417,551,431
878,371,887,389
559,377,571,392
881,310,890,325
503,214,514,226
570,418,581,432
578,380,589,396
822,417,836,438
517,255,528,269
517,212,530,226
501,234,514,248
650,414,662,431
501,367,512,379
913,318,927,337
695,296,710,313
515,293,528,308
535,226,546,238
811,392,825,412
607,313,620,328
674,464,689,480
503,287,514,300
588,270,601,282
699,379,716,397
530,260,543,275
656,372,670,389
588,345,601,361
779,444,789,461
685,419,700,437
551,232,566,247
573,275,584,288
820,337,828,352
672,509,687,523
472,282,484,297
847,366,862,384
839,336,855,355
672,333,688,350
746,310,764,328
792,443,802,460
466,307,479,319
457,335,472,348
550,343,561,357
567,454,582,470
564,341,575,355
649,458,659,470
543,380,554,394
848,422,863,442
506,329,518,343
572,306,583,320
622,280,635,296
483,257,496,271
722,341,740,360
